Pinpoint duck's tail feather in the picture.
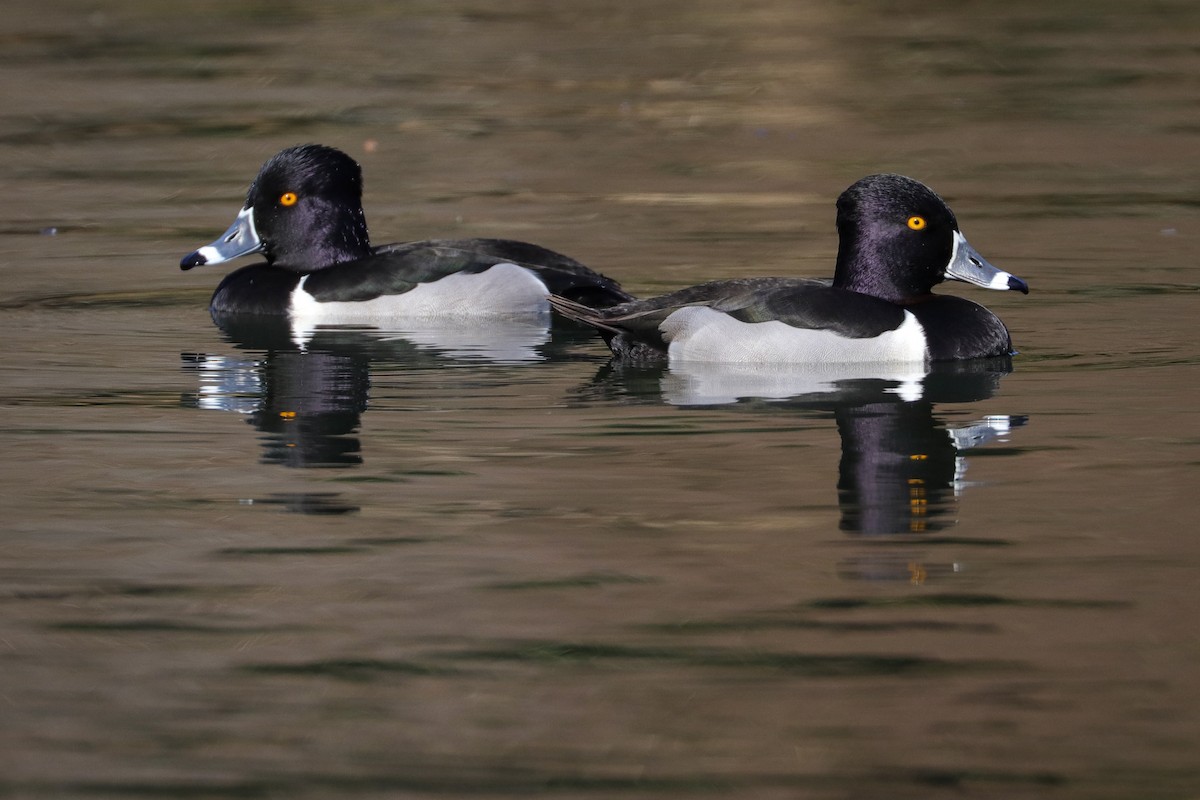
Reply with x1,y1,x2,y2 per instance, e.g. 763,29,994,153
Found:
547,294,624,336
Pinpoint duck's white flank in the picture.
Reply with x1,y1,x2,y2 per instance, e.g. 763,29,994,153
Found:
289,262,550,324
659,306,929,364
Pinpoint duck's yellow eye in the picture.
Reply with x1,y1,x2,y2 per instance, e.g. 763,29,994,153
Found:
907,215,926,231
279,192,298,207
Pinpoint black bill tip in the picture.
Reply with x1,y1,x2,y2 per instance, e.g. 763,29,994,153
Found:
180,251,207,271
1008,275,1030,295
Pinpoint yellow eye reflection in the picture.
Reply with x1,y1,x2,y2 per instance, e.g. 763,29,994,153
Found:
279,192,299,207
907,215,927,231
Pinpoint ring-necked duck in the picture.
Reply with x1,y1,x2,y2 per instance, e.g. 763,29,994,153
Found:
180,144,631,321
549,174,1028,363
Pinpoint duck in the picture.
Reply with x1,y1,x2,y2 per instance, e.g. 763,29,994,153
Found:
549,173,1028,363
180,144,632,322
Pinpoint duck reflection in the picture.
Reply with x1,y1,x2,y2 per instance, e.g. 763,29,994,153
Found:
834,399,1022,535
209,346,368,469
181,313,561,472
581,357,1026,541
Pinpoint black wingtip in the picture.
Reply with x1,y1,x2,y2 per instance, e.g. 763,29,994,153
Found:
180,251,206,271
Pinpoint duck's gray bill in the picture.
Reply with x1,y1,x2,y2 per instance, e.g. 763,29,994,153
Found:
945,231,1029,294
180,206,262,271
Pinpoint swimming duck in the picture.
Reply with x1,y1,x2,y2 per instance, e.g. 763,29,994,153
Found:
549,174,1027,363
180,144,631,321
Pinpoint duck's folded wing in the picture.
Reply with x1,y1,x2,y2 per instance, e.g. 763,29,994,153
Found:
551,278,911,357
304,239,630,306
441,239,633,306
550,278,816,351
555,277,907,336
724,282,909,339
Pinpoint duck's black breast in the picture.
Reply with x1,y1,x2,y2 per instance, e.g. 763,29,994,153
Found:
907,295,1015,360
210,264,301,316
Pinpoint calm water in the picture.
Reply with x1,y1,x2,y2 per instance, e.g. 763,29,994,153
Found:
2,1,1199,798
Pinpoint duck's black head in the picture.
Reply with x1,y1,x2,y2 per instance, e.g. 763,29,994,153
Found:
181,144,372,273
833,174,1027,303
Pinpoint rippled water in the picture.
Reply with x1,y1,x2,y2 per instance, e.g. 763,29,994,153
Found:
2,2,1199,798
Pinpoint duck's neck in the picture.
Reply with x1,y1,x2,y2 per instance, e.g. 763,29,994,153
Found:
272,204,372,272
832,226,902,302
833,220,939,303
312,206,372,269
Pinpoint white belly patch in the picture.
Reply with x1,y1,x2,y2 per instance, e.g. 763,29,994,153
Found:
660,306,928,364
289,262,551,326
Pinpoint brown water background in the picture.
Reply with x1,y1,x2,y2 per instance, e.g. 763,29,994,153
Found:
1,1,1198,798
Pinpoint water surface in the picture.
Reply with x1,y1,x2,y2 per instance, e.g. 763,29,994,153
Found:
2,1,1199,798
